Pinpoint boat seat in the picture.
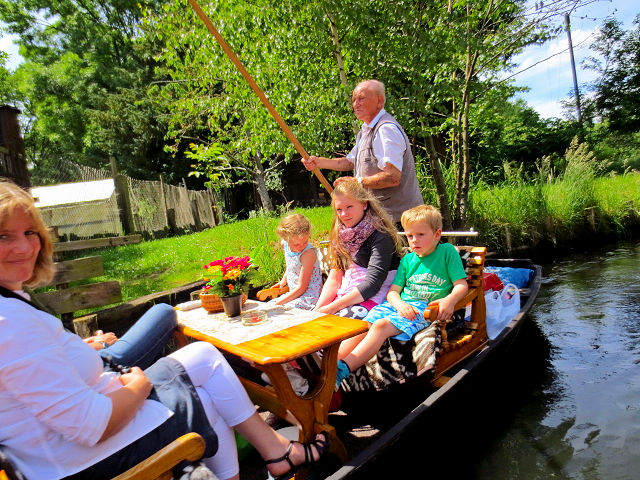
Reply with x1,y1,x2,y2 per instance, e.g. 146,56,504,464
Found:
0,432,209,480
341,246,488,393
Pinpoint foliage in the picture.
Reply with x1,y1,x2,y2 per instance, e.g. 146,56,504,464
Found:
583,15,640,134
0,0,191,184
201,255,256,297
0,52,20,104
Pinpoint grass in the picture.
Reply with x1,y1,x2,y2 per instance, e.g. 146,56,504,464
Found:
57,173,640,309
76,206,334,302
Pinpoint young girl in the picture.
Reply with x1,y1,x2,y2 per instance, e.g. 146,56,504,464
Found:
313,180,403,319
271,214,323,310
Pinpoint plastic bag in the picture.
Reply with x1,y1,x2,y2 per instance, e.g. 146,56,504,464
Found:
500,283,520,325
485,283,520,339
485,290,503,339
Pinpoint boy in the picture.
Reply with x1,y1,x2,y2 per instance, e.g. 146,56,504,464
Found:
335,205,468,386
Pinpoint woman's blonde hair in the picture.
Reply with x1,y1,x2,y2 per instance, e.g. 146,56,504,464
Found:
401,205,442,232
276,213,312,240
329,179,403,270
0,179,55,287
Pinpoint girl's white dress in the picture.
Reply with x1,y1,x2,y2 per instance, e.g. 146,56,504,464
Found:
282,241,323,310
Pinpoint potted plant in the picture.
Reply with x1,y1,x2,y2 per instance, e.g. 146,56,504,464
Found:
200,256,256,316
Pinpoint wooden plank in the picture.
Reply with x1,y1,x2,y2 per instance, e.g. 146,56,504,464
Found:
53,234,142,253
33,281,122,314
46,256,104,285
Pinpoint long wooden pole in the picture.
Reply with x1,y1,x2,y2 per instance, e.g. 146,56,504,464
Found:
186,0,333,193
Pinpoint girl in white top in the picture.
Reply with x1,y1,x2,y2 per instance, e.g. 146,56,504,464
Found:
271,214,322,310
0,180,327,480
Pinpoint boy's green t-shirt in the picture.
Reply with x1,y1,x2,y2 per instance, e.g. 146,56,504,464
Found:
392,242,467,302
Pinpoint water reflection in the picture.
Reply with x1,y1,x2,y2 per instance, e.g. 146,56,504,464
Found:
527,241,640,479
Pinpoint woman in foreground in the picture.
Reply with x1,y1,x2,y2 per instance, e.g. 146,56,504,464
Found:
0,180,326,480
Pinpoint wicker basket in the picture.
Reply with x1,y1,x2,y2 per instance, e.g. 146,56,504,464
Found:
199,292,247,313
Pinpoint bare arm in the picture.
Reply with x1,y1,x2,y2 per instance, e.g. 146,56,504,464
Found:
83,331,118,350
313,269,343,310
333,162,401,190
315,287,365,315
99,367,153,441
302,156,353,172
275,249,316,305
429,279,469,322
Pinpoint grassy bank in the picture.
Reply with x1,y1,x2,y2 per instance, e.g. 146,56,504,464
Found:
75,172,640,305
470,172,640,253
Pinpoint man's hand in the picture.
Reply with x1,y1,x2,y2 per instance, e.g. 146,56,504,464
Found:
333,176,357,187
302,156,321,171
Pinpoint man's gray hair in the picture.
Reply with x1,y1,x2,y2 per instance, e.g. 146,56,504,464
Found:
356,79,386,104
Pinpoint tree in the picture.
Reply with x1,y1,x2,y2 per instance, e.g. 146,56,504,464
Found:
583,15,640,134
142,0,352,211
0,0,189,183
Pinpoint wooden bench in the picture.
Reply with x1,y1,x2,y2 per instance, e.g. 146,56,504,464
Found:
30,234,142,333
0,432,206,480
429,246,488,384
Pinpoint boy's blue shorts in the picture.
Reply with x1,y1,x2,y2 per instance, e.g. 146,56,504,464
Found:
364,299,431,341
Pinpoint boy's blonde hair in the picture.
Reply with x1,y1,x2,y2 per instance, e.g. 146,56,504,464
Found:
0,179,55,287
329,179,403,270
401,205,442,232
276,213,312,239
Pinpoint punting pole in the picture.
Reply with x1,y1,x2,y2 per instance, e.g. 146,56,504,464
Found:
185,0,334,193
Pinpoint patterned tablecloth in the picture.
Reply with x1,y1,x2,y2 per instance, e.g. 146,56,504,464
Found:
176,300,325,345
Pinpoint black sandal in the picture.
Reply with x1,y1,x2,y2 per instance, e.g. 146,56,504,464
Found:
264,431,329,480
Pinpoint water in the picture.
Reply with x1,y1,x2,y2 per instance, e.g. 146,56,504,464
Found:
354,240,640,479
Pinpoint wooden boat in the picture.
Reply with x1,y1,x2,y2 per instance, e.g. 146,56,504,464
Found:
250,249,541,480
318,256,542,479
0,248,540,480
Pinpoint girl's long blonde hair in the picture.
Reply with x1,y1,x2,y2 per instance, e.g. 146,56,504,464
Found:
329,179,403,270
0,179,55,287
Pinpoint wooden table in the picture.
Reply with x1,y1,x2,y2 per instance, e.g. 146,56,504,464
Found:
176,303,368,464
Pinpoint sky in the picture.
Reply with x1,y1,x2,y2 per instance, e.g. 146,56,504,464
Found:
509,0,639,118
1,1,639,120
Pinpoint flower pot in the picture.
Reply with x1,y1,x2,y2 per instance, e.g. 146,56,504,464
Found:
220,294,243,317
199,292,247,314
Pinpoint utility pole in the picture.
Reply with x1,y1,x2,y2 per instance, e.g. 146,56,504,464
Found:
565,13,583,125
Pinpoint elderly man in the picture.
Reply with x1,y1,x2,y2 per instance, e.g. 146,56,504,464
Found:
303,79,424,223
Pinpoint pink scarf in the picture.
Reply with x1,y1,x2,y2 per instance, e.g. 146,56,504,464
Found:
336,209,378,257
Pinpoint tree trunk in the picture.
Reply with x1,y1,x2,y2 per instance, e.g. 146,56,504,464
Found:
252,155,274,211
425,134,453,230
458,96,471,229
455,46,479,229
325,11,359,135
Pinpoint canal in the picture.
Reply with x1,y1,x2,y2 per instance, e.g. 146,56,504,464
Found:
353,240,640,479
